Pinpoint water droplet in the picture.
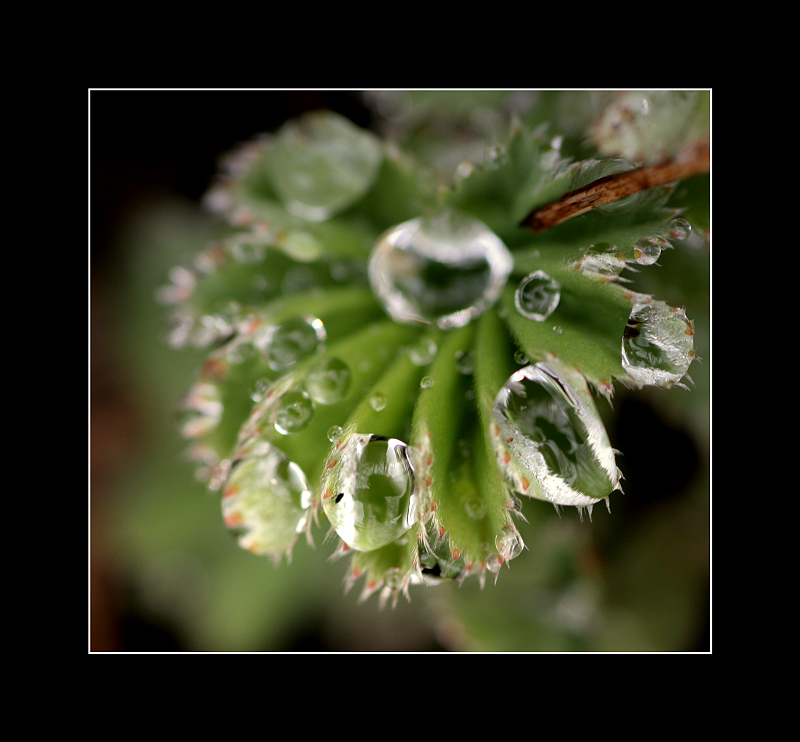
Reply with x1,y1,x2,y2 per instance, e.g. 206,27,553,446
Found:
222,440,312,558
257,315,326,371
369,392,387,411
464,497,487,520
514,349,529,365
632,237,663,265
515,270,561,321
495,524,524,561
420,376,435,389
177,381,223,439
491,360,620,506
273,389,315,435
368,209,513,329
327,425,344,442
322,434,417,552
250,378,272,403
622,298,694,387
383,567,405,591
267,111,383,222
552,326,563,334
668,217,692,241
408,337,438,366
304,357,352,405
455,349,475,375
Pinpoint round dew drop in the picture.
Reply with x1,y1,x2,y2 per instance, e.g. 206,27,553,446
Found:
257,315,326,372
369,392,387,411
273,389,315,435
321,434,417,552
368,209,513,329
305,357,352,405
514,270,561,321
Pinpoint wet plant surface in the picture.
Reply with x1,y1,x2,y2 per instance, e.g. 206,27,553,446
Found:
92,91,710,651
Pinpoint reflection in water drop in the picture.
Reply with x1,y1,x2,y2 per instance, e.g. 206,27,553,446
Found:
515,270,561,321
305,357,352,405
622,298,694,387
369,392,387,411
221,440,312,559
495,524,524,561
257,315,326,371
368,209,513,329
408,337,438,366
668,217,692,241
322,434,417,552
491,360,620,507
273,389,315,435
632,236,664,266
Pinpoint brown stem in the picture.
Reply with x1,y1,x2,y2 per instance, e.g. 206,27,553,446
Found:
520,143,710,233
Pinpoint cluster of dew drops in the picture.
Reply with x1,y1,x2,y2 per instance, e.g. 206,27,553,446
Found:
165,116,699,598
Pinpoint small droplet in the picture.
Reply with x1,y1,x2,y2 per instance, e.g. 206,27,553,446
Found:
464,497,487,520
622,298,694,387
668,217,692,241
552,326,563,334
273,389,315,435
305,357,352,405
327,425,344,442
495,524,524,561
491,360,620,506
257,315,326,372
321,434,417,552
383,567,405,591
250,378,271,403
408,337,438,366
221,440,312,558
368,209,513,329
455,349,475,375
370,392,387,411
420,376,435,389
514,349,529,365
515,270,561,321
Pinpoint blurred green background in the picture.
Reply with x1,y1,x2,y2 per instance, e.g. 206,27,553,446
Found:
90,90,709,652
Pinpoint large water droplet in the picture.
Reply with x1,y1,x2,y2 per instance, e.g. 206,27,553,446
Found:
273,389,315,435
622,298,694,387
515,270,561,321
304,357,352,405
491,360,620,506
369,209,513,329
221,440,312,558
256,315,326,372
322,434,417,552
267,111,383,222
